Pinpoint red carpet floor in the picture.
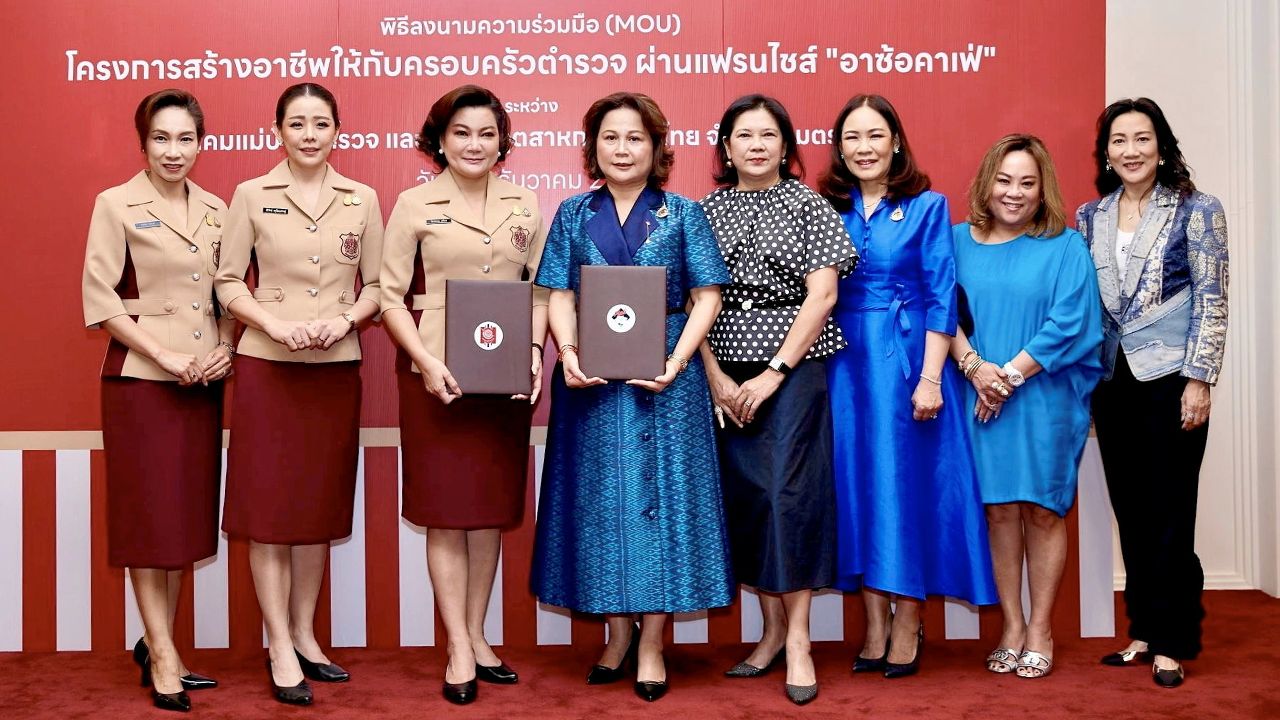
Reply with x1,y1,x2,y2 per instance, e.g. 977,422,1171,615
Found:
1,591,1276,720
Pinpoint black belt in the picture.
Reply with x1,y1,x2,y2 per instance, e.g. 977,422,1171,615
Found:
722,297,803,311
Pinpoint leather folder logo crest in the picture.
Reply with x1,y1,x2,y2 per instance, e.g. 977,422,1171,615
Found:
473,321,504,350
606,304,636,333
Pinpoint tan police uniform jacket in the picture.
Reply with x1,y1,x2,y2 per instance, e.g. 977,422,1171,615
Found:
82,171,229,381
216,160,383,363
380,168,548,371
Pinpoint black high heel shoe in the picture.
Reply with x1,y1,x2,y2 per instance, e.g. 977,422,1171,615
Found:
725,647,785,678
295,649,350,682
475,661,519,684
1101,647,1150,666
633,679,668,702
883,624,923,679
586,626,639,685
145,658,191,713
134,638,219,690
853,611,893,673
1152,660,1185,688
266,658,313,705
443,662,479,705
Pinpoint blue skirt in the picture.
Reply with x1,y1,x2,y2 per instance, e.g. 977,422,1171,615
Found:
827,306,997,604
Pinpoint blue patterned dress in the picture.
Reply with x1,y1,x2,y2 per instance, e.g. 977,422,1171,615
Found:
531,186,735,614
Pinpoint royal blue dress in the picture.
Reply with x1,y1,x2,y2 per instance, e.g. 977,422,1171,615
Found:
827,190,996,604
531,186,735,614
952,223,1104,515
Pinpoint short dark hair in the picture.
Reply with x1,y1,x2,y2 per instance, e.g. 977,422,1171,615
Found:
415,85,512,170
817,94,930,213
274,83,340,128
1092,97,1195,197
134,89,205,152
712,94,803,186
581,92,674,188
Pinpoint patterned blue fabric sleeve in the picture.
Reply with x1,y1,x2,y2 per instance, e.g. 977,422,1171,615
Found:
534,198,574,290
1023,231,1105,374
918,193,958,335
1182,192,1229,384
679,197,731,289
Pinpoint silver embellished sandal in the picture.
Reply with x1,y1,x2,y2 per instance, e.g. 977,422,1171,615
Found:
1015,649,1053,679
985,647,1020,674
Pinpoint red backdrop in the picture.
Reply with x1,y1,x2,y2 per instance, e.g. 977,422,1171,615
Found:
0,0,1104,433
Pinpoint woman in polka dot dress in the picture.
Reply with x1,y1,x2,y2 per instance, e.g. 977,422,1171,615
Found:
698,94,857,705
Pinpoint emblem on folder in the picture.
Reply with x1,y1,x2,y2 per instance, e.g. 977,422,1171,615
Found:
474,321,504,350
607,304,636,333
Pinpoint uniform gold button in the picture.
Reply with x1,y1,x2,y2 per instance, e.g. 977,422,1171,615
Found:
483,237,492,244
308,288,319,297
482,265,491,273
192,302,201,310
191,273,201,281
310,255,320,263
307,225,317,233
193,330,202,339
188,245,198,253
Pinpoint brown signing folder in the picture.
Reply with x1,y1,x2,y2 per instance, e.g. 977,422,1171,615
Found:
578,265,667,381
445,279,532,395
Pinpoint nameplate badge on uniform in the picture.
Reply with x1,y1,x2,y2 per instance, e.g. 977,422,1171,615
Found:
445,279,532,395
425,218,452,225
263,207,289,215
134,220,162,229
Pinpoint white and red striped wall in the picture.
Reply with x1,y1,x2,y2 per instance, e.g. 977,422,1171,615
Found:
0,436,1118,653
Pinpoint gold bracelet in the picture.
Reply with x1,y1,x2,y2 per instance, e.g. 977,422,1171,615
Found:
557,343,578,361
957,350,976,372
964,355,984,380
217,340,236,356
667,352,689,373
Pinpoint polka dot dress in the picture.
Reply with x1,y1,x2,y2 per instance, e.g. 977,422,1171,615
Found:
700,179,858,362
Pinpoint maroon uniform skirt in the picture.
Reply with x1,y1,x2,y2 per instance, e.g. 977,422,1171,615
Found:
398,367,532,529
223,356,361,544
101,377,222,569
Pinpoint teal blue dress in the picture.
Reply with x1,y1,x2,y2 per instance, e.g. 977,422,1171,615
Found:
531,187,734,614
952,223,1104,515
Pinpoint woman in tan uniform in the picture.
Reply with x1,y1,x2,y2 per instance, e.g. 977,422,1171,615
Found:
81,88,231,713
380,85,547,706
215,83,383,706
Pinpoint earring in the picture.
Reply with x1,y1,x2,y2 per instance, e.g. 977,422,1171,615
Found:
1158,158,1165,166
1105,162,1112,172
893,145,900,154
781,158,787,165
726,160,733,168
839,153,845,160
437,147,443,154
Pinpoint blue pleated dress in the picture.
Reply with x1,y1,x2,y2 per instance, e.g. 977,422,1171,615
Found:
531,187,735,614
952,223,1104,516
827,190,997,604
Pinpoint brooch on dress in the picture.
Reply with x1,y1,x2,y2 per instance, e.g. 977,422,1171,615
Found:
655,204,669,219
512,205,532,217
890,207,904,222
343,193,363,206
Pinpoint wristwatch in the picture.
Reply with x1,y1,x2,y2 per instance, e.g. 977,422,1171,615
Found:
767,356,792,376
1001,361,1025,387
340,311,356,330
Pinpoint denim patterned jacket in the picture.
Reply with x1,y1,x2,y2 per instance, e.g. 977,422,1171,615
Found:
1076,184,1228,385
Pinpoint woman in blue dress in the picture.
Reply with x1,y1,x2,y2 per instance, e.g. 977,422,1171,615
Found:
531,92,733,703
949,135,1103,679
820,94,997,678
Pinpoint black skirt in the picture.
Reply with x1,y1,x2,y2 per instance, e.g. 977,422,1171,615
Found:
716,359,836,593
